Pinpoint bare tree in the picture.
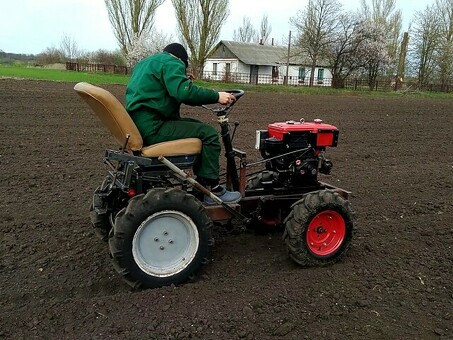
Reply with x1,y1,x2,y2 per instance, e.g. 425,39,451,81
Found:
233,16,257,43
324,14,363,88
409,5,440,86
104,0,165,54
258,14,272,44
93,49,127,65
36,46,65,65
435,0,453,89
172,0,229,78
60,33,79,61
233,14,273,44
291,0,342,86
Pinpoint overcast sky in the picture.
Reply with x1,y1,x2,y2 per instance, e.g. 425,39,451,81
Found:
0,0,432,55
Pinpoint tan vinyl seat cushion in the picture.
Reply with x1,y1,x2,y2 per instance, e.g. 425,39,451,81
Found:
141,138,202,157
74,82,202,157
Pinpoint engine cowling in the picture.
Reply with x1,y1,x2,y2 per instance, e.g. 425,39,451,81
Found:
255,119,338,185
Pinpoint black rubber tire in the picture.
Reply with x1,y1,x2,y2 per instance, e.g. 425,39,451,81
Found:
246,171,283,232
246,171,276,189
89,176,113,242
283,189,353,267
109,187,213,289
89,203,110,241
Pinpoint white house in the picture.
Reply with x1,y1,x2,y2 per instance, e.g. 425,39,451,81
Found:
204,40,332,86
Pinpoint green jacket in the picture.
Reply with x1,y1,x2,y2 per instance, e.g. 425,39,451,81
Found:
125,51,219,138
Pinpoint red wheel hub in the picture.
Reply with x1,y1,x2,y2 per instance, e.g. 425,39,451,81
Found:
306,210,346,256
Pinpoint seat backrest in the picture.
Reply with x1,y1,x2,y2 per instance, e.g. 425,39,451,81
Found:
74,82,143,151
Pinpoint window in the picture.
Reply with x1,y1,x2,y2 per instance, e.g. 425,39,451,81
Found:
317,68,324,82
213,63,218,76
298,67,306,82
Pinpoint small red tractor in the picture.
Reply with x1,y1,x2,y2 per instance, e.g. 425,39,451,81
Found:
74,82,354,289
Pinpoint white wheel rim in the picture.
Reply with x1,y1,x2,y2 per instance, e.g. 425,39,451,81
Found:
132,210,199,277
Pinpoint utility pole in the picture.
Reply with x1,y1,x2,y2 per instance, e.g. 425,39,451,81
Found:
285,30,291,86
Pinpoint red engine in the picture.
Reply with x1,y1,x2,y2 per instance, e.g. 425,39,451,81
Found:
267,119,339,148
255,119,338,185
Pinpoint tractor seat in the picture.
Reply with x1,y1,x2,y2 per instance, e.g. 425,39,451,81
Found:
73,82,202,158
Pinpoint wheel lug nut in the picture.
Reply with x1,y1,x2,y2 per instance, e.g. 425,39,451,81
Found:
154,237,159,242
163,231,168,235
169,239,174,244
160,246,165,250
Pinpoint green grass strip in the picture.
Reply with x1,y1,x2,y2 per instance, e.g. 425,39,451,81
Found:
0,65,129,84
1,64,451,99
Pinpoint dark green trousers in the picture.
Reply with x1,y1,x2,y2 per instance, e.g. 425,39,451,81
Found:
143,118,220,181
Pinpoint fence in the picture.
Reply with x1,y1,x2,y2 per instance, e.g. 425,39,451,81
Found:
66,62,129,75
201,71,399,90
65,62,452,93
202,71,332,86
201,71,453,93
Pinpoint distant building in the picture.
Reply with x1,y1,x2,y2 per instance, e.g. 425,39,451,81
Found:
204,40,332,86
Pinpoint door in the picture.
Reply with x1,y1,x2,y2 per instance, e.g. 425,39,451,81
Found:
250,65,259,84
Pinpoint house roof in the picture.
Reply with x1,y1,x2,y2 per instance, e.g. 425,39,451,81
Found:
211,40,311,66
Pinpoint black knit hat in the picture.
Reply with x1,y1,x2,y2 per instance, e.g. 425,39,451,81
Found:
163,43,189,68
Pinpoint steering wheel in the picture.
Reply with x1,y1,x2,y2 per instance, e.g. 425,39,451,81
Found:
202,89,244,116
227,89,245,100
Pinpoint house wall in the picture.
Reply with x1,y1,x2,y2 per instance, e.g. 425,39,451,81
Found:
204,59,247,73
279,65,333,86
204,59,249,82
204,58,333,86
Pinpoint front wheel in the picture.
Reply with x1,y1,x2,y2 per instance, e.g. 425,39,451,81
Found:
109,188,213,289
283,190,353,267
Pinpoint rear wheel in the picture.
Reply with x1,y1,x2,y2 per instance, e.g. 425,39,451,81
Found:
283,190,353,266
109,188,213,289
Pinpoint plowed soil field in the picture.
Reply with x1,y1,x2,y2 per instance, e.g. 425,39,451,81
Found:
1,79,452,339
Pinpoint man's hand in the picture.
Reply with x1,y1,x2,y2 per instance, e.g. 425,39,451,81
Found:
186,72,195,81
218,92,236,105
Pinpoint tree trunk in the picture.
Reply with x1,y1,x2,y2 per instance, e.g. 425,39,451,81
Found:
309,62,316,87
331,74,345,88
368,63,378,91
